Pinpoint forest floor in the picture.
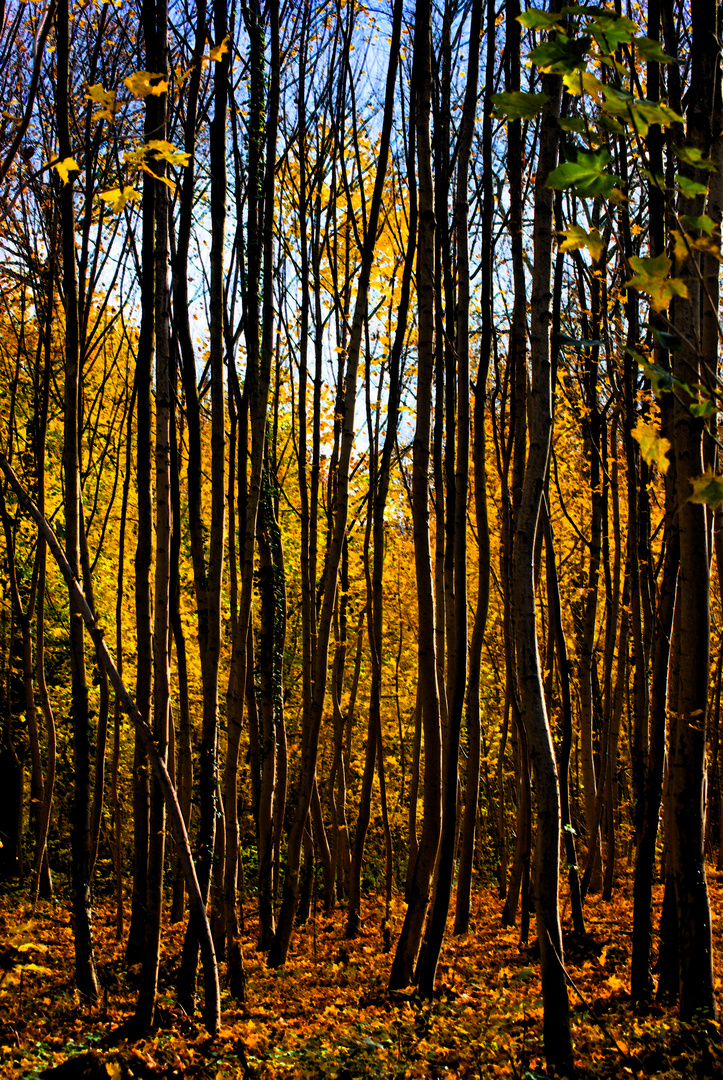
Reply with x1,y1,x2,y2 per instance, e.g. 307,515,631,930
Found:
1,870,723,1079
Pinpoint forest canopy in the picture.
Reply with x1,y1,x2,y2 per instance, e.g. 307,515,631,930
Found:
0,0,721,1075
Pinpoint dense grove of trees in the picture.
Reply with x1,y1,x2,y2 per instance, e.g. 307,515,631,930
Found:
0,0,721,1072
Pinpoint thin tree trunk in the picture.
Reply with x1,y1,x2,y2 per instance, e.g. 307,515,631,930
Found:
388,0,442,991
136,0,171,1023
269,0,400,968
417,0,481,994
56,0,98,1002
511,22,573,1070
455,0,492,936
542,499,584,934
669,0,719,1018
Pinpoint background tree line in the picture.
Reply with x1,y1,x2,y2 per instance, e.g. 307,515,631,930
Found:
0,0,720,1072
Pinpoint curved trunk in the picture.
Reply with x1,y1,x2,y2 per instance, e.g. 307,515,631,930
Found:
455,0,492,935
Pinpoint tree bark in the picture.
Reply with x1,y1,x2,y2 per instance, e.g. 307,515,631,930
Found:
56,0,98,1003
669,0,719,1018
511,24,573,1071
388,0,442,992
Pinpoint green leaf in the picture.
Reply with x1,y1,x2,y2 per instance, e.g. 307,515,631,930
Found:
596,112,625,135
590,14,636,52
673,145,717,171
602,83,634,109
641,360,676,397
546,149,621,199
518,9,563,30
652,329,681,352
624,99,684,136
689,398,717,419
690,468,723,509
491,91,550,121
627,253,689,312
679,214,716,234
563,69,605,99
677,175,709,198
634,35,679,64
529,33,592,73
558,116,586,132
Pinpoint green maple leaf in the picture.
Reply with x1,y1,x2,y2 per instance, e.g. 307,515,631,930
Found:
529,33,592,73
518,9,563,31
690,469,723,509
492,91,550,122
634,35,679,64
546,149,621,199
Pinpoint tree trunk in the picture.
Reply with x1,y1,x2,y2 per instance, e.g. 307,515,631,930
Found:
57,0,98,1003
417,0,481,995
511,25,573,1071
669,0,719,1018
136,0,171,1025
269,0,401,969
455,0,492,936
388,0,442,991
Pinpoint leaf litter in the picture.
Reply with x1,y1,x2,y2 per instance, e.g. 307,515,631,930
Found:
1,873,722,1078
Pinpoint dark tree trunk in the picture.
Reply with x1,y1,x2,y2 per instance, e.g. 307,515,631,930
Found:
57,0,98,1003
388,0,442,991
511,15,573,1070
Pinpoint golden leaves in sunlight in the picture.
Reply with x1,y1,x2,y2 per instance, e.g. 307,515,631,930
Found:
631,421,671,474
123,71,168,98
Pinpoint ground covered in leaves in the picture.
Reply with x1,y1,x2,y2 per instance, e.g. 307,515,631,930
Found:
1,872,723,1078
